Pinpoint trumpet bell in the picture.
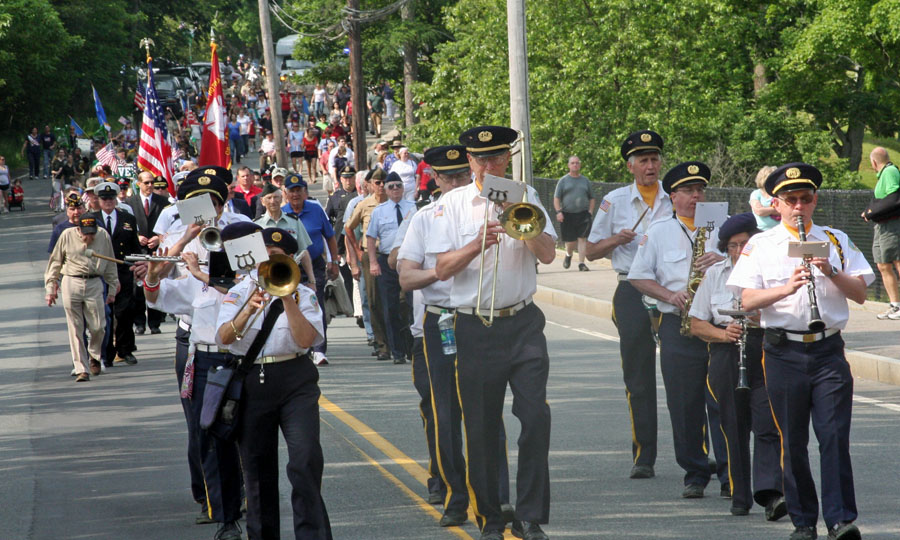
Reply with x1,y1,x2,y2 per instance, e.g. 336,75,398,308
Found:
199,226,223,252
258,254,301,297
499,202,546,240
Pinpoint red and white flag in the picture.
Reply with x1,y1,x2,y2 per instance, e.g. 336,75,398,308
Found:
198,42,230,169
133,79,145,111
137,60,175,196
95,142,118,168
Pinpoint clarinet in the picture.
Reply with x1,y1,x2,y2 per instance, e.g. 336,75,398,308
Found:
796,216,826,332
735,300,750,394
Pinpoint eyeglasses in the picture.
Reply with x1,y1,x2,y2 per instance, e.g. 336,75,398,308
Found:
778,194,815,206
386,183,403,189
727,240,749,250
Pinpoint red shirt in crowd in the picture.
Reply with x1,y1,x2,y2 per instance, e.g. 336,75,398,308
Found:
234,184,262,206
416,160,432,191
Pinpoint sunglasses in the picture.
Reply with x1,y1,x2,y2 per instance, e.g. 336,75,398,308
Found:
372,181,384,186
386,183,403,189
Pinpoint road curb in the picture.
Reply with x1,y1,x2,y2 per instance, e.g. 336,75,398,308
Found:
535,284,900,387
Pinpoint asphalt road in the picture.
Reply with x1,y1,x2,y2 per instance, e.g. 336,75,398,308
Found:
2,192,900,540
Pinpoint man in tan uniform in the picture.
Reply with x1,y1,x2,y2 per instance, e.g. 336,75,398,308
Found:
345,167,391,360
45,216,119,381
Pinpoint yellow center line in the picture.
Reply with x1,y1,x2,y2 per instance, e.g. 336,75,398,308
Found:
320,395,480,539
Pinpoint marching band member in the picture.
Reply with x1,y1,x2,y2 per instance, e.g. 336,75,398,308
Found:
428,125,556,540
217,224,332,540
627,161,725,499
727,163,873,540
142,217,244,540
397,145,472,525
585,130,671,479
688,212,786,519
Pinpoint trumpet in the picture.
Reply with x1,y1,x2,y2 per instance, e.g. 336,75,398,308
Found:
474,131,547,327
199,225,223,252
796,216,826,332
230,254,301,336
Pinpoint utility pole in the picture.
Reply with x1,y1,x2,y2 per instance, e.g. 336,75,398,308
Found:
258,0,288,167
348,0,367,171
401,0,418,128
507,0,532,185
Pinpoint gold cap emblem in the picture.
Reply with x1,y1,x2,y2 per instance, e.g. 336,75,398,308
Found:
447,149,460,160
271,231,282,242
786,167,801,179
478,131,493,142
198,176,211,185
687,165,700,175
204,168,217,175
640,133,652,142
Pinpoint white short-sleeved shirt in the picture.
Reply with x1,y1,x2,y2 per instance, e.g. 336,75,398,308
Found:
215,270,325,357
154,204,180,236
726,222,875,331
688,257,740,326
367,199,417,255
425,182,557,309
397,200,453,307
588,181,672,274
148,274,229,345
627,216,720,315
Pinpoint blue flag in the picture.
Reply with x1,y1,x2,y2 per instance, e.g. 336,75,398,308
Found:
68,116,85,136
92,84,110,131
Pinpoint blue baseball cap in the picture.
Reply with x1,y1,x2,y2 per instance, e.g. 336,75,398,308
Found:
283,173,307,190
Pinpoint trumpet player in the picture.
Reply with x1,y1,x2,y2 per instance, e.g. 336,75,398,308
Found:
585,129,671,479
688,213,785,519
727,163,873,540
428,126,556,540
216,224,332,540
140,221,246,540
628,161,726,499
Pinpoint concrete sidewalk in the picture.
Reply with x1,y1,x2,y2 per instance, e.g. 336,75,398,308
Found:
534,251,900,386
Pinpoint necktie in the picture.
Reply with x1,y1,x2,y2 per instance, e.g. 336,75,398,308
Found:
106,215,112,232
143,198,150,216
395,203,403,225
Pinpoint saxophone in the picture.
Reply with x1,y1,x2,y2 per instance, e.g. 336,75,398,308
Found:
680,223,711,336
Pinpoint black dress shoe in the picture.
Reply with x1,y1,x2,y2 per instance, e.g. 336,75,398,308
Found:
426,491,443,505
134,325,146,335
765,495,787,521
511,520,549,540
393,356,407,364
501,503,515,524
629,464,654,479
681,484,704,499
790,526,818,540
480,531,504,540
150,327,162,335
195,501,215,524
214,521,242,540
114,354,138,366
828,522,860,540
730,505,749,516
439,509,466,527
720,482,731,498
376,352,391,361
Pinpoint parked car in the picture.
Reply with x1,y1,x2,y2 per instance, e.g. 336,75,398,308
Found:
153,73,188,115
192,61,233,83
156,66,202,97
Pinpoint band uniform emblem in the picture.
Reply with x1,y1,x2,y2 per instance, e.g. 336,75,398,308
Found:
786,167,801,179
687,165,699,175
271,231,282,242
640,133,652,142
204,168,217,175
447,149,459,160
478,131,492,142
198,176,211,185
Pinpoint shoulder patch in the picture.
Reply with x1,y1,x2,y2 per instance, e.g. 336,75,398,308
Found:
434,204,444,217
223,291,241,304
639,233,648,246
309,293,320,312
599,199,611,213
741,243,753,257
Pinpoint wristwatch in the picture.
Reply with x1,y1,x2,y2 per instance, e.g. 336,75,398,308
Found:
829,265,840,278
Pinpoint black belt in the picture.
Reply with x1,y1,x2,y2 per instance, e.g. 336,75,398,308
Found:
66,274,100,279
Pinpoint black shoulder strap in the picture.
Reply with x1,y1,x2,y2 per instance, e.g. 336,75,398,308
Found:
237,298,285,372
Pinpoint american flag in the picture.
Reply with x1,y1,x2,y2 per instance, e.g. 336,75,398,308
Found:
137,61,174,195
95,143,118,168
133,79,145,111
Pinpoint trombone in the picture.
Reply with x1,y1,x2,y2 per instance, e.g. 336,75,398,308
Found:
229,253,301,336
474,131,547,327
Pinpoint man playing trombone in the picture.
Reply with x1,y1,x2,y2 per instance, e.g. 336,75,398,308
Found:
727,163,873,540
427,125,556,540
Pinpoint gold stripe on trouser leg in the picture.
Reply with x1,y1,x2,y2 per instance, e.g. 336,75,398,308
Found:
706,368,732,496
760,351,786,474
613,296,642,463
454,317,485,531
423,317,455,509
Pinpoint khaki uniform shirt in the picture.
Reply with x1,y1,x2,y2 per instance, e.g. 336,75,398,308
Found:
45,227,119,296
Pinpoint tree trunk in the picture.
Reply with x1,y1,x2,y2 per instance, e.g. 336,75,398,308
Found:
348,0,367,170
752,62,767,96
401,0,418,129
847,117,865,172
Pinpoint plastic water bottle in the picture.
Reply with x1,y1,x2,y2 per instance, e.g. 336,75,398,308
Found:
438,309,457,355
